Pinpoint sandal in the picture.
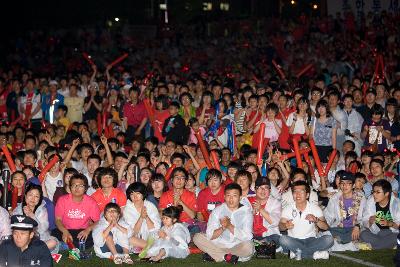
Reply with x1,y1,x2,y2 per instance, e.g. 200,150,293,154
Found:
113,255,123,265
122,254,134,265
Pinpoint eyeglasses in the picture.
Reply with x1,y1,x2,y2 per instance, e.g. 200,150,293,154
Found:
71,184,85,189
293,189,306,194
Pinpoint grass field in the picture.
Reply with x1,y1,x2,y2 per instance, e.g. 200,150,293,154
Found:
56,249,396,267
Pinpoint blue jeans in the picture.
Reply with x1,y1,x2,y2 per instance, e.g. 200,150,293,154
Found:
330,227,353,244
279,235,334,259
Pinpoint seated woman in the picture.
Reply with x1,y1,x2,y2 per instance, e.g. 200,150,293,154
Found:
13,183,59,253
146,174,168,208
54,174,101,248
92,203,133,264
123,182,161,253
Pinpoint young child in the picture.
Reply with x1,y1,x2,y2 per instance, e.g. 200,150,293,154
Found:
56,105,71,130
162,101,189,145
188,117,206,145
141,206,190,262
92,203,133,264
354,172,367,195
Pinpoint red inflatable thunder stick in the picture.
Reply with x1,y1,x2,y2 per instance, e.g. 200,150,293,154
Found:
272,60,286,80
195,131,213,169
1,145,16,172
164,164,176,182
82,52,95,66
309,139,324,177
292,137,303,168
39,155,60,183
256,123,266,165
210,150,221,171
296,63,313,78
108,53,129,68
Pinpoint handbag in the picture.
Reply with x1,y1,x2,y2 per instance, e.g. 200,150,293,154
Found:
254,240,276,259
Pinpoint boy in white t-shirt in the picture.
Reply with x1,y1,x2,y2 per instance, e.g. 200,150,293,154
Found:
279,180,333,260
43,154,63,201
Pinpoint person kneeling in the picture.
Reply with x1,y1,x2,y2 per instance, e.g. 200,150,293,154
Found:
360,179,400,249
279,181,334,260
141,206,191,262
92,203,133,265
193,183,254,263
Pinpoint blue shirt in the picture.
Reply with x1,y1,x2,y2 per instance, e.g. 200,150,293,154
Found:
41,93,64,122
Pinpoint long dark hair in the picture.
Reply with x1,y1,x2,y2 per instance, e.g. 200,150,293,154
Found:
22,183,43,214
315,99,332,118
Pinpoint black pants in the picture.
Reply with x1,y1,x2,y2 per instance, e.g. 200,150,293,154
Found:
52,228,94,249
125,125,145,144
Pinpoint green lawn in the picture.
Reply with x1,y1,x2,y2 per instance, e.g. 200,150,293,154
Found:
56,250,396,267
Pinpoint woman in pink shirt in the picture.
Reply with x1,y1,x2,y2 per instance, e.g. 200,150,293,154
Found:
54,174,100,248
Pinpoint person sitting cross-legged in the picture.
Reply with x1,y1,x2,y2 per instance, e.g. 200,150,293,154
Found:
193,183,254,264
279,180,334,260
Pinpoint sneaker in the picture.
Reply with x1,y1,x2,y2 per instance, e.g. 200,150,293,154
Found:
138,237,155,259
202,253,215,262
313,251,329,260
113,255,123,265
122,254,133,265
224,253,239,264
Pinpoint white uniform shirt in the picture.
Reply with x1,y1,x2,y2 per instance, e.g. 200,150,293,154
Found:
44,172,63,201
281,201,323,239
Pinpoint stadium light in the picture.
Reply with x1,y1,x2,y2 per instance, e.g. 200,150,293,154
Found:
291,0,295,5
313,4,318,9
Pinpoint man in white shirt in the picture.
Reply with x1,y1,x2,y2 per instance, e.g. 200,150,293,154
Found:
342,94,364,156
193,183,254,263
279,181,333,260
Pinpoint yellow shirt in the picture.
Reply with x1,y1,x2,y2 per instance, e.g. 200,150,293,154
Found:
57,117,71,130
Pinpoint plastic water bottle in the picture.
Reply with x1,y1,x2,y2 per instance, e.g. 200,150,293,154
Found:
79,239,86,252
295,248,302,261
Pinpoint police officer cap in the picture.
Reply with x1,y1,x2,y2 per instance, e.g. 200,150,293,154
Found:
10,215,38,230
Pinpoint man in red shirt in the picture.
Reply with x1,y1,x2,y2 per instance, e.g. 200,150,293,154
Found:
91,168,127,212
197,169,225,222
122,87,147,143
159,167,197,224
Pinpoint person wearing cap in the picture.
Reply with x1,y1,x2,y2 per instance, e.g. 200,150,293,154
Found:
247,177,282,246
279,180,333,260
0,215,53,267
356,88,383,121
42,79,64,123
324,172,366,249
361,179,400,249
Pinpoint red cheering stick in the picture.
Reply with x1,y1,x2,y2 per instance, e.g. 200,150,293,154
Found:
292,137,303,168
309,139,324,177
38,155,60,183
303,152,315,177
82,52,95,66
296,63,313,78
108,53,128,68
10,116,22,127
324,149,337,176
1,145,16,172
210,151,221,171
67,239,75,249
11,187,18,210
195,131,213,169
143,99,156,129
96,113,102,136
164,164,176,182
349,161,359,174
280,148,310,160
272,60,286,80
256,123,266,165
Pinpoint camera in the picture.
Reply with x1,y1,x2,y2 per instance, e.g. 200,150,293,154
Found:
344,129,354,138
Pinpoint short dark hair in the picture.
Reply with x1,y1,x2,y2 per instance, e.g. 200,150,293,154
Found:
171,167,189,180
77,143,94,155
104,202,122,216
58,105,68,114
22,183,43,213
162,206,182,222
373,179,392,195
69,173,89,190
291,180,310,194
235,170,252,184
205,169,223,183
169,101,180,109
370,158,384,168
126,182,147,200
24,149,37,160
98,167,118,188
88,154,102,165
170,153,186,164
224,183,242,196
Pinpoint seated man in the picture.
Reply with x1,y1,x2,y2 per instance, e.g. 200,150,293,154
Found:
193,183,254,263
248,177,281,246
279,181,333,260
0,215,52,267
324,172,366,248
54,173,101,248
361,179,400,249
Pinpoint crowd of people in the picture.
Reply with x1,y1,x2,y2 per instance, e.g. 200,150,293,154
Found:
0,10,400,266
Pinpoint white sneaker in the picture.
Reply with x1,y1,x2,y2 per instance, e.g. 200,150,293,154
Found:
313,251,329,260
